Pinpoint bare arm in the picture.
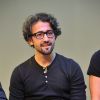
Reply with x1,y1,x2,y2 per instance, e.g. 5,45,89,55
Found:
89,75,100,100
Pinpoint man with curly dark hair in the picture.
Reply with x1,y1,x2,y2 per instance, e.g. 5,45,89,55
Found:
9,13,86,100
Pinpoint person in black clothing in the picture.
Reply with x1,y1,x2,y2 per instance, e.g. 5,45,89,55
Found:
9,12,86,100
87,50,100,100
0,82,7,100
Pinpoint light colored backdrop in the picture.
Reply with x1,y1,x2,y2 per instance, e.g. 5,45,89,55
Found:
0,0,100,99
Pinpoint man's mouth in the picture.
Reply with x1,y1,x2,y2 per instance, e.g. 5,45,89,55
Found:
41,43,52,47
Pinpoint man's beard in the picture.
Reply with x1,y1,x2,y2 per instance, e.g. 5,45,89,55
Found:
38,42,55,55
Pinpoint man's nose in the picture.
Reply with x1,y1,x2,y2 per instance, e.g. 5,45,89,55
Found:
43,34,49,41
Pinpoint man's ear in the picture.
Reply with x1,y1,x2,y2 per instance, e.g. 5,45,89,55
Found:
27,37,34,46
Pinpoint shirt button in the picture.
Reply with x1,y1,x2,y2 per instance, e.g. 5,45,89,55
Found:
45,80,48,83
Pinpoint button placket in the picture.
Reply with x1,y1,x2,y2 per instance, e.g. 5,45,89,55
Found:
43,67,48,85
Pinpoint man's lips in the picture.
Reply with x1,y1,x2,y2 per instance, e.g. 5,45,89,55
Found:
41,43,52,47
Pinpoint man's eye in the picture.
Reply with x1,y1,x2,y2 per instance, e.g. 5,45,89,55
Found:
36,33,43,36
47,31,53,35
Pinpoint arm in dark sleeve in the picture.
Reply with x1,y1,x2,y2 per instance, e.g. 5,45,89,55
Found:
9,67,24,100
87,50,100,77
0,82,7,100
70,61,86,100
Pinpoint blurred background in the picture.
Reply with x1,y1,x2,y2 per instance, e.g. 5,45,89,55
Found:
0,0,100,99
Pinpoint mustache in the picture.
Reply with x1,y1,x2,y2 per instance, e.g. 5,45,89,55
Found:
40,41,52,47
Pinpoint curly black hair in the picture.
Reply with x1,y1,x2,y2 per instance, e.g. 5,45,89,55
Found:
22,12,61,41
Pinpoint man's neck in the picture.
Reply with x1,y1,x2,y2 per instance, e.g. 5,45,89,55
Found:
34,52,56,68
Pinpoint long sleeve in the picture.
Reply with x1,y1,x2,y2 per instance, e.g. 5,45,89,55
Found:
9,67,24,100
0,82,7,100
70,62,86,100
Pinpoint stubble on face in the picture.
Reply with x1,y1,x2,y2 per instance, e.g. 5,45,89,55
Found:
31,21,56,55
40,41,55,55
